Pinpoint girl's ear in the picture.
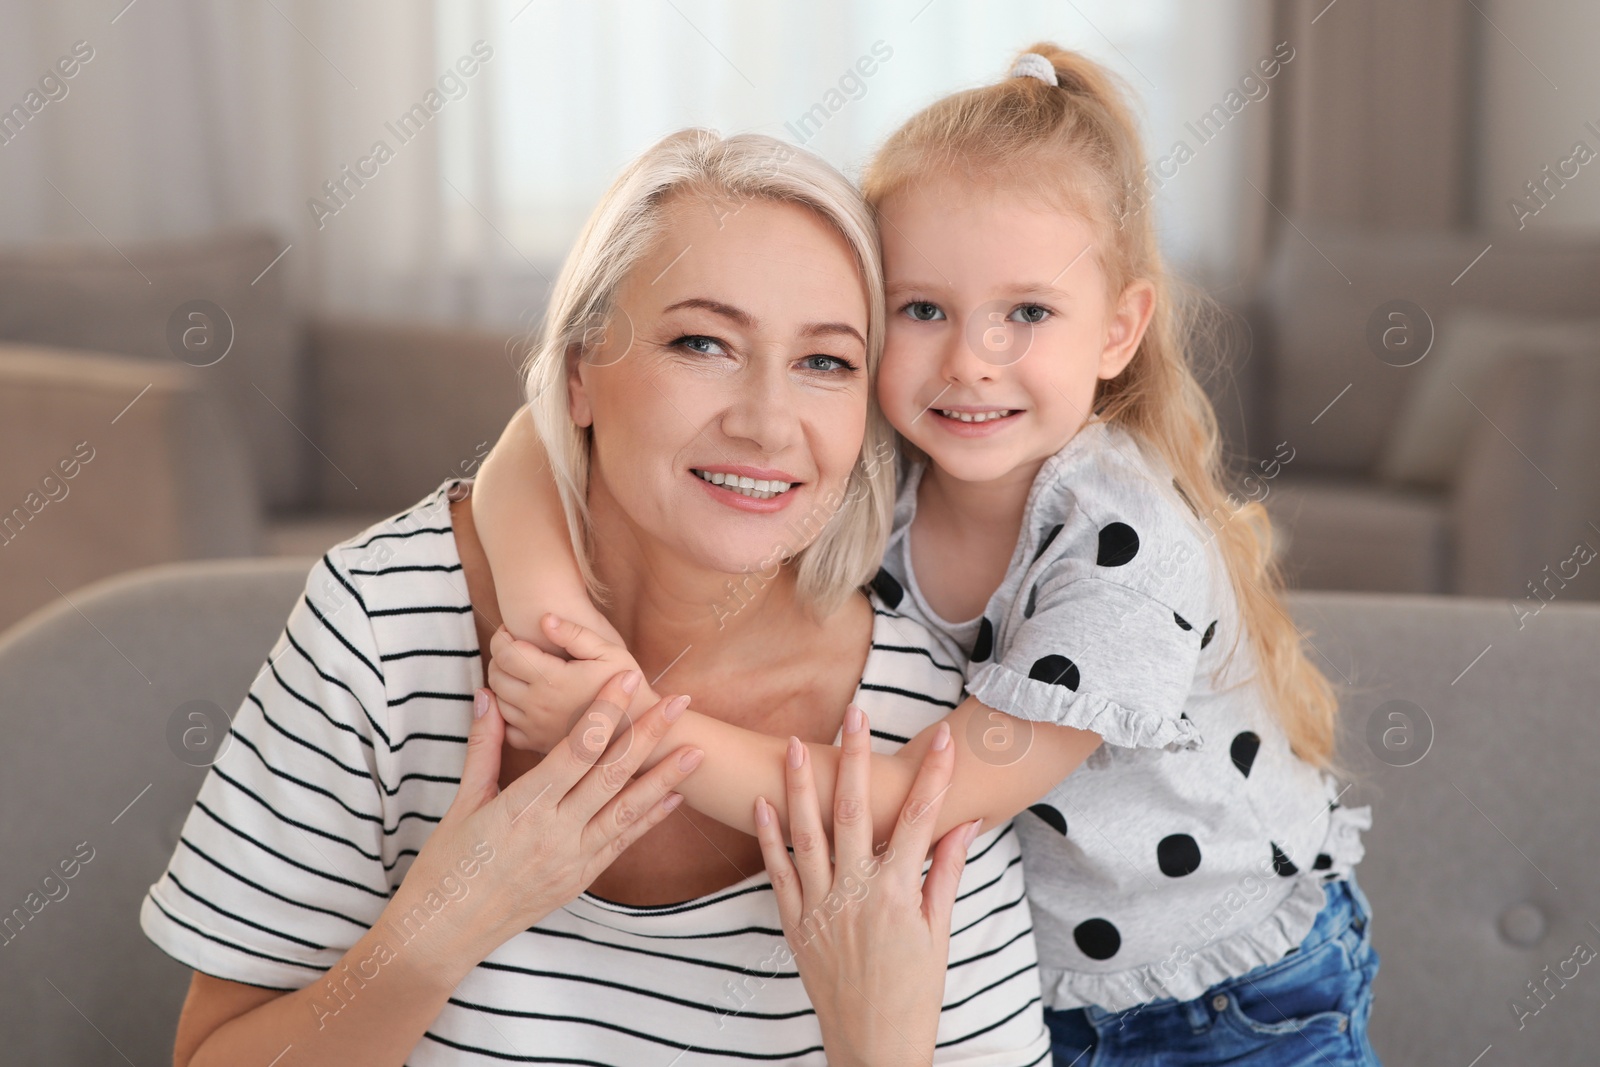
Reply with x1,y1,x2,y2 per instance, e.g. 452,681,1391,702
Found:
566,344,595,428
1098,278,1155,380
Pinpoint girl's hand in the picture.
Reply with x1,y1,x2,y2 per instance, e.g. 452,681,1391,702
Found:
488,614,645,752
754,707,980,1067
400,671,703,983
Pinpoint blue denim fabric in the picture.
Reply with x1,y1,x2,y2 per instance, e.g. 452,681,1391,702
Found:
1044,875,1381,1065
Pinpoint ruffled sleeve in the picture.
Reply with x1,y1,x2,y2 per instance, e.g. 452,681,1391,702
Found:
966,577,1206,752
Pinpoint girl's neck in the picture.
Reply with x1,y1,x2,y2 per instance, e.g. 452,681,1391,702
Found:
585,476,814,675
918,456,1046,541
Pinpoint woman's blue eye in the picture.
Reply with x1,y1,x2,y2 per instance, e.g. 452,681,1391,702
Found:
1009,304,1051,325
675,335,726,356
800,354,857,373
903,301,944,322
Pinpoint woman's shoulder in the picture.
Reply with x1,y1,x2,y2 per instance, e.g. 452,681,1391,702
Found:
854,593,966,741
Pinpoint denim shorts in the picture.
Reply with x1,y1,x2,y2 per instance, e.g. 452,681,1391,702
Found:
1044,875,1380,1066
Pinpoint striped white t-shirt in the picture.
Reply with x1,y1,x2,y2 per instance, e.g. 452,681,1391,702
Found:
141,480,1050,1066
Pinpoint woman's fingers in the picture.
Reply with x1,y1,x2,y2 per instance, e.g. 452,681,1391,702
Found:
921,819,981,928
500,669,638,818
754,797,803,924
832,704,873,869
784,736,833,904
563,691,692,824
543,613,617,662
581,746,698,874
447,688,506,820
886,721,957,874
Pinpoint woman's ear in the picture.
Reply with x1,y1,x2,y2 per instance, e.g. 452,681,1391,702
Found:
1098,278,1155,381
566,344,595,428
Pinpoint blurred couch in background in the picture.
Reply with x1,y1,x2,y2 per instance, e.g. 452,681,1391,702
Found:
3,225,1600,638
1221,228,1600,603
0,229,527,634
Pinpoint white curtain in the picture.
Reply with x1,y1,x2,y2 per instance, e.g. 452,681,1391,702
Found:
0,0,1264,331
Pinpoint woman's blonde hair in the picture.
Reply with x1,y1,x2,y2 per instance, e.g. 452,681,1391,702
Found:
861,45,1341,771
524,128,895,618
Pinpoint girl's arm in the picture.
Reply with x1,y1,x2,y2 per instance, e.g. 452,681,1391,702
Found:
471,404,625,653
499,618,1102,850
644,696,1101,849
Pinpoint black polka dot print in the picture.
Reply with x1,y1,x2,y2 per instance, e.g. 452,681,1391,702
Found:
1034,523,1063,564
1201,621,1217,649
870,568,904,609
1024,585,1038,618
1313,853,1333,870
1270,842,1298,877
1029,654,1080,691
1074,918,1121,960
1096,522,1140,567
1230,732,1260,778
970,617,994,663
1157,833,1202,877
1174,612,1193,631
1029,804,1067,835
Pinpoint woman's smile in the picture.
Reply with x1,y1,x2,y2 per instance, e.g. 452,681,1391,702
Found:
691,465,802,510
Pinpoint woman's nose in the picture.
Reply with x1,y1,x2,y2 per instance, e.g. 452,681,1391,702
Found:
720,356,802,454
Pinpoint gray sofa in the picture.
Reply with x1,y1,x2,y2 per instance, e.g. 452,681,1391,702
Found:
1,557,1596,1065
0,229,529,633
1235,229,1600,602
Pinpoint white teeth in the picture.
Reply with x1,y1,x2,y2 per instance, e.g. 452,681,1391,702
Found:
693,470,793,500
939,409,1013,423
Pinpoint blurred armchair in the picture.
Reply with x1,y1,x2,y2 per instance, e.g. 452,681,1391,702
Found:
1223,229,1600,602
0,229,529,634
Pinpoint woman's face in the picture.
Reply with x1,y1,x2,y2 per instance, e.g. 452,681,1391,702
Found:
569,192,870,576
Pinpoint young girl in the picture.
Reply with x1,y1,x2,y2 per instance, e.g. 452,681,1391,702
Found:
473,44,1378,1065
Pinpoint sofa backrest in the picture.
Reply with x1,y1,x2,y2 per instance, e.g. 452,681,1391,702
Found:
1259,229,1600,474
0,229,307,509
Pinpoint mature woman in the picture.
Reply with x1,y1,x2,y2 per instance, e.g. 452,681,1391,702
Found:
141,129,1050,1065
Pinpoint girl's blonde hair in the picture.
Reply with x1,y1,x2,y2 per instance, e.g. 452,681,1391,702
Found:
524,128,895,618
862,44,1341,771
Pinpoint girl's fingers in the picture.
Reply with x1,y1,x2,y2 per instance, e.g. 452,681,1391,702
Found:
543,614,617,662
921,819,981,930
784,737,832,904
490,626,566,687
832,704,873,870
886,721,957,880
447,688,506,820
564,691,692,824
502,670,638,816
753,797,803,926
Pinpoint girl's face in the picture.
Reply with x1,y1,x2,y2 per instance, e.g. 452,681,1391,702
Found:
569,193,870,576
875,177,1153,486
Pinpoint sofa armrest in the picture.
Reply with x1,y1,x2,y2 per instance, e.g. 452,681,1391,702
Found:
1452,352,1600,601
299,318,528,515
0,344,260,635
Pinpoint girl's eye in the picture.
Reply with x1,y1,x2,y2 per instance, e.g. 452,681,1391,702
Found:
902,301,945,322
673,334,728,357
1009,303,1051,325
798,354,859,374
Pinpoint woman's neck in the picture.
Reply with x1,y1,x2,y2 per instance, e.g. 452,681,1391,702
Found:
584,477,814,680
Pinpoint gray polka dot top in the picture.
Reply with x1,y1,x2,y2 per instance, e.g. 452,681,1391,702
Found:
874,420,1371,1013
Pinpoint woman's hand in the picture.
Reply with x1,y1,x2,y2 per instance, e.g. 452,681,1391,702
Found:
399,670,703,984
487,614,648,752
754,706,981,1067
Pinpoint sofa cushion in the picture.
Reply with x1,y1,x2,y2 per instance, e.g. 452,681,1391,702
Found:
302,318,524,514
0,229,306,509
1378,310,1600,488
1265,477,1449,594
1260,229,1600,475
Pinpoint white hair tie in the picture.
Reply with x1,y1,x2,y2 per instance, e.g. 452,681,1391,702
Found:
1009,53,1058,86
